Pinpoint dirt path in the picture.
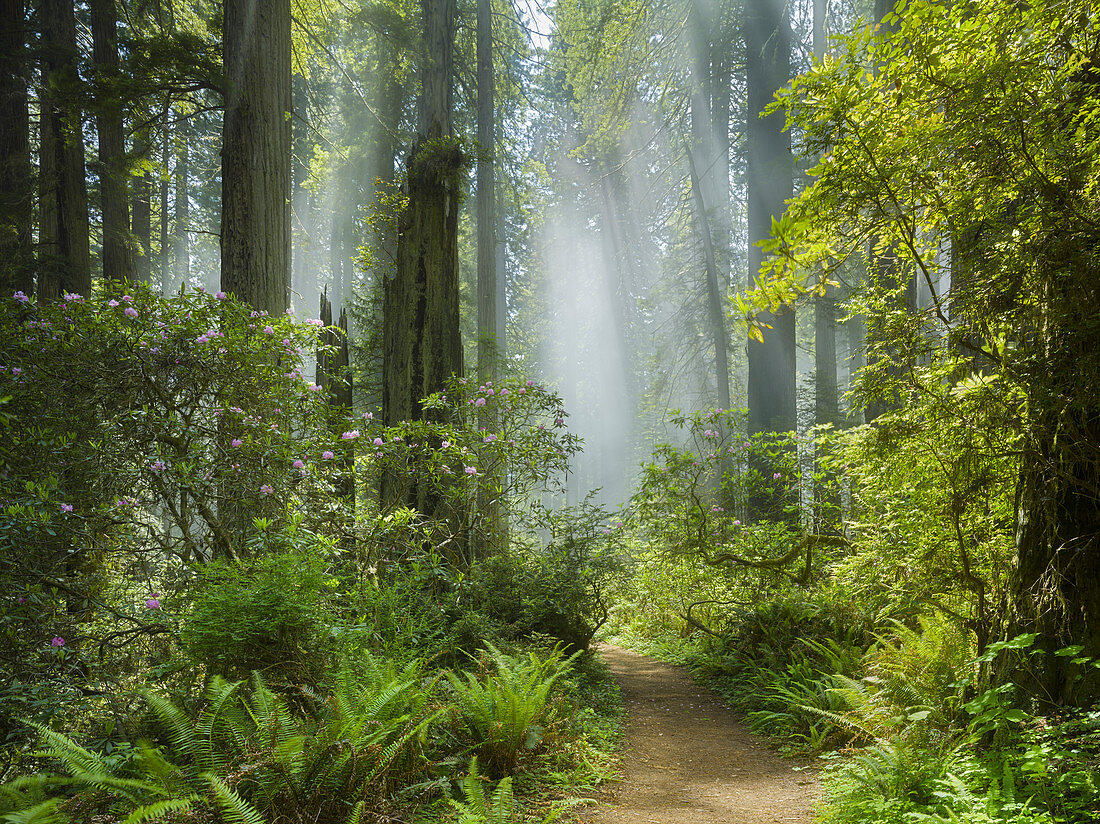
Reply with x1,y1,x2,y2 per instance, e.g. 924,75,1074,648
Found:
583,644,819,824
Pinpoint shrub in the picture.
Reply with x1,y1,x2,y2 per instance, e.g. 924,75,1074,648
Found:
181,541,333,682
447,644,576,778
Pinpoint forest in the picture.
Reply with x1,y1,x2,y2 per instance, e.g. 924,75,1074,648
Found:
2,0,1100,821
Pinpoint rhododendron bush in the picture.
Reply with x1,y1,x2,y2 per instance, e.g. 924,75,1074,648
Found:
0,286,584,737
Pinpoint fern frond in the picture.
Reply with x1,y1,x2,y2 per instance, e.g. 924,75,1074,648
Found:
121,795,201,824
343,799,365,824
489,776,514,823
29,723,108,777
203,773,265,824
2,797,65,824
143,692,205,773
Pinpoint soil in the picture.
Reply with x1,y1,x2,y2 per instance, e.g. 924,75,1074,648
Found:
582,644,820,824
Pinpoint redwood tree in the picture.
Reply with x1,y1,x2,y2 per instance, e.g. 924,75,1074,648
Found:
220,0,291,313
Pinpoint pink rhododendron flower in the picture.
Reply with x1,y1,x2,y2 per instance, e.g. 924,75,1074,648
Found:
231,439,243,448
13,291,29,303
259,484,274,496
341,430,359,440
121,294,133,302
108,299,119,307
373,437,383,446
293,459,305,469
60,503,73,512
216,291,227,299
322,450,335,460
150,460,165,472
145,598,161,609
465,466,477,475
475,398,486,407
124,307,138,318
51,637,65,647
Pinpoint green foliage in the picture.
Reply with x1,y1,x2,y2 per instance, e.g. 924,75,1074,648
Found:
180,539,333,681
447,644,576,778
0,665,441,824
457,498,625,653
448,757,569,824
0,283,349,747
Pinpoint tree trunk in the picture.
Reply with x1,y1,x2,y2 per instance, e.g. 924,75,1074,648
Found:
812,0,840,531
39,0,91,299
864,0,912,423
91,0,132,282
160,132,169,287
689,0,731,413
131,130,152,284
317,290,355,511
0,0,33,295
220,0,291,313
745,0,795,521
1007,260,1100,706
382,0,463,524
476,0,497,383
173,129,189,289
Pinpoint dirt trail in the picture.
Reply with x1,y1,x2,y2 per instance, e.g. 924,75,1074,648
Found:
583,644,819,824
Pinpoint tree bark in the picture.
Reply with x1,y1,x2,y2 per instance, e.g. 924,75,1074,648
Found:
39,0,91,299
689,0,731,413
91,0,132,282
476,0,497,383
0,0,33,295
220,0,291,313
812,0,840,531
173,130,189,289
382,0,464,521
131,130,152,284
745,0,795,521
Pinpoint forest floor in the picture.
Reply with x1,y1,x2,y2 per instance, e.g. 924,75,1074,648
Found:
581,644,820,824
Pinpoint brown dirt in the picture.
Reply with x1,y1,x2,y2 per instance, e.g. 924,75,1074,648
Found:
582,644,819,824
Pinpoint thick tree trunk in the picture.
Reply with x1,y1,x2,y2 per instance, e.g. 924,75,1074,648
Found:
476,0,497,383
39,0,91,299
0,0,33,295
689,0,731,413
382,0,463,519
1005,250,1100,707
863,0,911,423
812,0,840,531
91,0,132,282
220,0,291,313
745,0,795,521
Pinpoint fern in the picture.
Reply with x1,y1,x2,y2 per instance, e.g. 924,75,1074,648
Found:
120,795,200,824
1,798,65,824
449,644,575,776
203,773,265,824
